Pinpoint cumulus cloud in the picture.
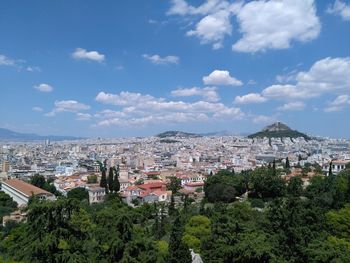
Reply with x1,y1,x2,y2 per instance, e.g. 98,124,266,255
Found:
187,9,232,49
34,83,53,92
277,101,305,111
327,0,350,21
325,95,350,112
167,0,242,49
234,93,267,104
96,91,157,106
32,107,43,112
203,70,242,86
46,100,90,117
171,87,220,102
94,91,244,127
168,0,320,52
142,54,179,65
76,113,92,121
72,48,105,62
232,0,320,52
262,57,350,100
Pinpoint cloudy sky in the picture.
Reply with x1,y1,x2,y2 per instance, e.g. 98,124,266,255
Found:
1,0,350,138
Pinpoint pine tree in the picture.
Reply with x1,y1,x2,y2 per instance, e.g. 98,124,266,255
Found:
168,215,192,263
113,165,120,192
108,167,114,193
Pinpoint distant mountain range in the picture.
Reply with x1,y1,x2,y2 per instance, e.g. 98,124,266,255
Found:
248,122,310,140
156,130,249,138
0,128,83,141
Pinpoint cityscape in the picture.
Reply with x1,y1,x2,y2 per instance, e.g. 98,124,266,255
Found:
1,0,350,262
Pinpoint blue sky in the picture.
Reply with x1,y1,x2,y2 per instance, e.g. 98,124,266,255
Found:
1,0,350,138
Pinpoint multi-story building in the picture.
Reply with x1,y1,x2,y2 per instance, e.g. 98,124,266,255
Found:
1,178,56,206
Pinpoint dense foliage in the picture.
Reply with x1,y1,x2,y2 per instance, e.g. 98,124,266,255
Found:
1,164,350,262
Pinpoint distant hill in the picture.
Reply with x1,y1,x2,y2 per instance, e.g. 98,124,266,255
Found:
248,122,310,140
156,131,201,138
0,128,83,141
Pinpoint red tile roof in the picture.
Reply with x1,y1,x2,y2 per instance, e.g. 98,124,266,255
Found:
3,179,53,197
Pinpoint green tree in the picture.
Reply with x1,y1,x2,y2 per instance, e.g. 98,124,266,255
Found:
108,167,114,193
168,215,192,263
287,176,303,197
183,215,211,253
30,174,46,189
167,177,182,194
100,167,107,189
285,157,290,169
67,187,89,201
113,165,120,192
168,194,176,216
87,174,97,184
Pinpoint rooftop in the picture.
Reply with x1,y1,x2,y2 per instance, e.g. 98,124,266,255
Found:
3,178,53,197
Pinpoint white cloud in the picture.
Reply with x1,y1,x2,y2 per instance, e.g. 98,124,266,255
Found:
252,115,277,124
247,79,257,85
232,0,320,52
327,0,350,21
325,95,350,112
142,54,179,65
167,0,232,16
95,91,244,127
262,57,350,100
203,70,242,86
26,66,41,72
32,107,43,112
96,91,157,106
277,101,305,111
34,83,53,92
171,87,220,102
168,0,241,49
187,9,232,49
72,48,105,62
46,100,90,116
76,113,92,121
234,93,267,104
0,54,16,66
168,0,320,52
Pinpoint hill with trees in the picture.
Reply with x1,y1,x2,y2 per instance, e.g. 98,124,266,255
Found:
248,122,310,140
156,131,201,138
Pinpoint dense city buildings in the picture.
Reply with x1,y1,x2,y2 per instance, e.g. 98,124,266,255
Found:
0,132,349,206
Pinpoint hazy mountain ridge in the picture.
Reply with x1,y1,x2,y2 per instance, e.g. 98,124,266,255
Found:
0,128,83,141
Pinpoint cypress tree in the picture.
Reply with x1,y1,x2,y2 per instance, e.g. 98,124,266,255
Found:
168,194,176,216
100,168,107,189
329,161,333,176
168,214,192,263
285,157,290,169
108,167,114,193
113,165,120,192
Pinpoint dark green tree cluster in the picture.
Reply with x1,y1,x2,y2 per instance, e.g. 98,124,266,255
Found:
0,192,17,224
1,165,350,263
99,161,120,194
30,174,61,196
204,170,246,203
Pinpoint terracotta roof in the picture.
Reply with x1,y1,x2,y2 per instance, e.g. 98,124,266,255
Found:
3,179,53,197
